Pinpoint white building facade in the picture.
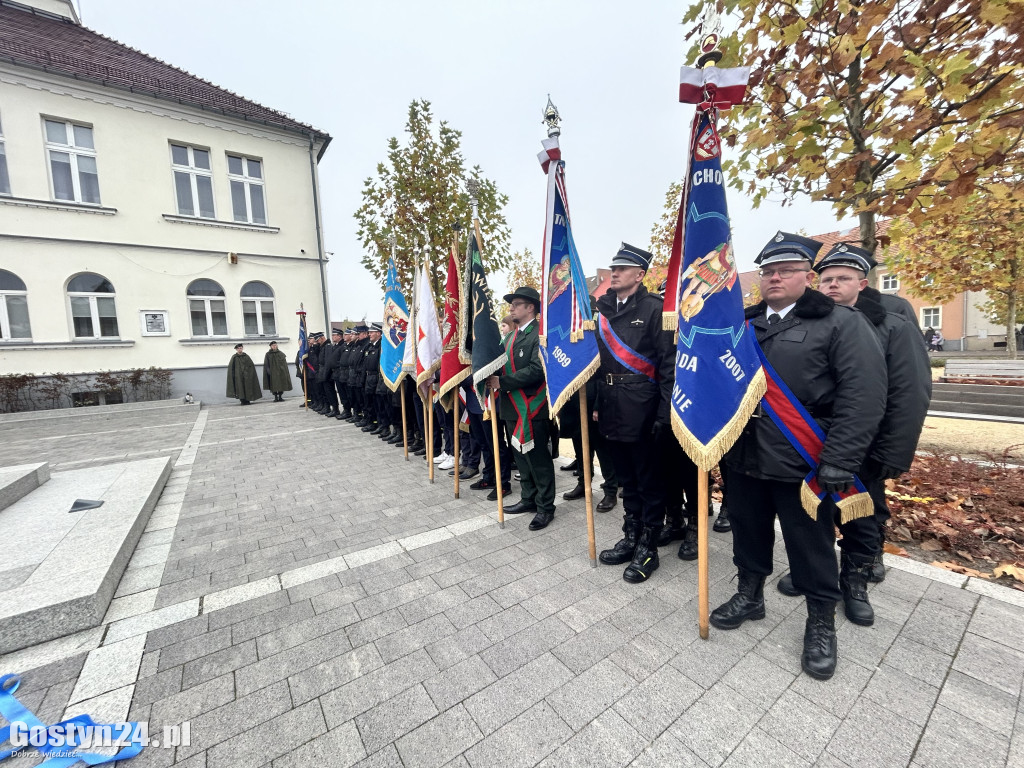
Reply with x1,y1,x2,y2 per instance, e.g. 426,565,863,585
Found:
0,0,332,404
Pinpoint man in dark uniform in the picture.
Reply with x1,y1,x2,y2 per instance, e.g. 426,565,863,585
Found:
362,323,384,433
560,382,619,512
337,328,356,420
319,328,345,418
775,244,930,624
593,243,675,584
711,232,887,681
486,287,556,532
347,325,370,424
305,333,325,412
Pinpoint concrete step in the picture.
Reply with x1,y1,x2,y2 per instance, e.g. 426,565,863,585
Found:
0,462,50,513
930,391,1024,407
0,398,200,425
932,383,1024,399
928,400,1024,419
0,455,171,654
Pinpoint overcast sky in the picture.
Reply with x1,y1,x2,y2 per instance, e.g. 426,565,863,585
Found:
80,0,855,321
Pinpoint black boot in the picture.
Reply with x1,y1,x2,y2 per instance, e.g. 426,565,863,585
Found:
868,551,886,583
802,599,838,680
623,526,661,583
340,408,353,420
596,491,618,512
562,480,586,501
840,553,875,626
713,501,731,532
599,518,641,565
327,408,340,418
361,421,377,432
677,517,698,561
777,573,800,597
657,507,685,547
710,569,766,630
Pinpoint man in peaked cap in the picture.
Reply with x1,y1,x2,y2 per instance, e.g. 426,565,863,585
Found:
711,231,887,681
771,243,930,626
593,242,676,584
362,323,384,433
486,286,556,532
319,328,345,418
348,325,371,425
305,333,326,413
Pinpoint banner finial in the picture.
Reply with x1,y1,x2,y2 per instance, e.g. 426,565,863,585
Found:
542,95,561,138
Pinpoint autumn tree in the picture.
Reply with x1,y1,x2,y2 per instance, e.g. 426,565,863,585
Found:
355,99,512,298
683,0,1024,259
645,180,684,293
504,248,541,297
887,180,1024,358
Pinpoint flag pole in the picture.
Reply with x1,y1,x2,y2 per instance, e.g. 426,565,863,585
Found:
299,304,308,412
401,379,409,460
698,471,710,639
579,390,597,567
453,392,461,498
428,383,435,483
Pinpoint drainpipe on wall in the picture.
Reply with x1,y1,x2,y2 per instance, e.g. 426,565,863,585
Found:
308,133,331,333
961,291,968,352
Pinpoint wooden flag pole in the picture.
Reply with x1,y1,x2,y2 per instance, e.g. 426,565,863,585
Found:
488,393,505,529
579,390,597,567
698,470,710,639
401,379,409,461
427,384,435,483
453,395,461,498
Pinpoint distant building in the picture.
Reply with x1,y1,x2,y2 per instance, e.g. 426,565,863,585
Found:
0,0,332,403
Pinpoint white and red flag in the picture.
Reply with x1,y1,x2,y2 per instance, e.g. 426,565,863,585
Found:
414,263,443,395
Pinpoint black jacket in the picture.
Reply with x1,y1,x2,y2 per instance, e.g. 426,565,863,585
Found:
593,285,675,443
725,289,887,481
878,292,919,328
318,342,343,384
363,339,382,392
857,287,932,472
348,338,369,387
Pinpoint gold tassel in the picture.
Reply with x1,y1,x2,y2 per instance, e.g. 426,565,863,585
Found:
582,319,595,331
662,311,678,332
539,335,547,348
836,492,875,524
800,481,821,520
547,356,601,419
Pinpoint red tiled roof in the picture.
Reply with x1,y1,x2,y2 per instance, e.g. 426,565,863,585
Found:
0,2,331,149
808,219,892,256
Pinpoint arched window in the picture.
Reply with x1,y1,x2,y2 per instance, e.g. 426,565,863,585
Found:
67,272,118,338
0,269,30,339
240,281,276,336
186,279,227,337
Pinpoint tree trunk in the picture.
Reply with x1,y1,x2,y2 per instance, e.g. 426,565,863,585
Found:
1007,288,1018,361
859,210,879,288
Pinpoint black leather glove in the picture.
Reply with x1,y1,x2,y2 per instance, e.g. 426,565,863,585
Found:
817,463,855,495
651,421,669,442
877,464,904,480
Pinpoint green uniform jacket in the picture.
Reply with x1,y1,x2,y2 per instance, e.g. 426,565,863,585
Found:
262,349,293,392
496,320,547,422
226,352,263,401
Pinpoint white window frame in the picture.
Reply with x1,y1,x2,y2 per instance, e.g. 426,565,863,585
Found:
67,292,118,339
227,154,268,225
242,297,276,336
0,111,10,196
921,307,942,329
170,143,216,219
881,273,899,291
0,277,30,340
44,118,100,204
186,281,228,338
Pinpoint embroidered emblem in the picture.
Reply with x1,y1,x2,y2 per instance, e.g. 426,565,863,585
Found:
774,232,784,242
837,243,848,252
631,319,645,326
519,349,524,358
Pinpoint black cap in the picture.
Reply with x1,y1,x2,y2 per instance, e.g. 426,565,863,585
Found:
610,242,653,270
234,343,244,349
755,231,824,267
343,327,354,335
370,322,383,332
813,243,877,275
503,286,541,310
331,327,343,336
268,341,277,347
353,324,370,333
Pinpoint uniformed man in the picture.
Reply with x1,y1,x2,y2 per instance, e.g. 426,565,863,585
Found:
262,341,292,402
348,325,370,424
338,328,356,420
593,243,675,584
486,286,556,531
319,328,344,418
306,333,325,412
226,343,261,405
774,244,930,625
362,323,384,433
710,232,887,681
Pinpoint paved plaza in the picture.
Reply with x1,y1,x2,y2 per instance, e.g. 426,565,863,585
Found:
2,400,1023,767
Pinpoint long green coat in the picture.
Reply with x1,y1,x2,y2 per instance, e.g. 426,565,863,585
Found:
226,352,262,401
262,349,293,392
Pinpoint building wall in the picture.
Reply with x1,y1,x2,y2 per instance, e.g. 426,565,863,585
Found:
0,66,329,400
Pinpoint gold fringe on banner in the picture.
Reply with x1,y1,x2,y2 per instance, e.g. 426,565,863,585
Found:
836,492,875,524
540,351,600,421
437,367,471,412
669,367,766,472
539,334,547,348
663,311,679,332
582,319,595,330
800,481,822,521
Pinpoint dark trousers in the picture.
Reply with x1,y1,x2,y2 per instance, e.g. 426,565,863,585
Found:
728,469,842,603
376,394,392,428
836,473,886,562
570,427,618,493
661,435,699,517
506,417,555,513
436,402,453,455
606,437,664,527
469,411,508,483
363,388,377,422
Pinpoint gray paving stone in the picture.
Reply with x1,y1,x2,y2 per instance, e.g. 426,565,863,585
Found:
375,614,458,664
546,657,635,730
207,699,327,768
612,661,702,741
860,664,940,727
671,624,756,689
256,603,359,658
537,708,646,768
669,681,766,766
157,627,233,672
479,614,575,678
789,655,873,718
399,585,470,625
952,632,1024,695
551,619,629,675
132,666,183,708
150,673,236,725
284,573,342,604
351,744,404,768
346,607,409,648
425,625,492,670
920,581,979,614
423,655,498,713
356,683,439,754
396,704,483,768
608,631,676,682
835,614,902,669
272,722,366,768
723,726,811,768
182,641,257,689
825,695,922,768
319,648,439,727
901,599,972,655
883,636,955,688
912,704,1010,768
444,594,503,630
355,575,437,619
177,680,292,760
759,688,841,764
627,732,709,768
936,669,1019,736
288,643,384,706
464,701,572,768
229,600,314,644
311,583,367,615
721,651,797,710
464,652,575,735
969,598,1024,653
235,627,352,697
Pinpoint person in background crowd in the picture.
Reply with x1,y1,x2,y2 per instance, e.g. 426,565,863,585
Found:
262,341,292,402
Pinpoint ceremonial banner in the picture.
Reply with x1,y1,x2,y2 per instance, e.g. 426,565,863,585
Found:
381,257,411,391
537,137,599,418
465,234,506,407
414,263,442,393
438,243,470,410
297,310,311,372
667,65,764,470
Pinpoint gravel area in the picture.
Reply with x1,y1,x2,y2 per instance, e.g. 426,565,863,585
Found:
918,416,1024,461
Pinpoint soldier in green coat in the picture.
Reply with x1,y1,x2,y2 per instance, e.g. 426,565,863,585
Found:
226,343,262,405
262,341,293,402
